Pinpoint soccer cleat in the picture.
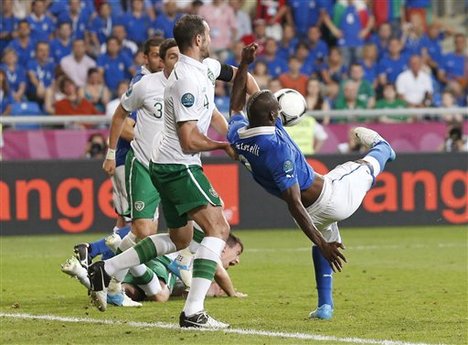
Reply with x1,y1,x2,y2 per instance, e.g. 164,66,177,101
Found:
353,127,396,161
179,311,230,329
88,261,111,312
309,304,333,320
74,243,91,269
105,233,122,253
107,292,142,307
61,256,91,289
167,248,194,288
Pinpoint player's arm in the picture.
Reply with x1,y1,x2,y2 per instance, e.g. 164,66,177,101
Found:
210,107,228,137
282,184,346,272
213,264,247,298
178,121,230,153
103,83,144,175
230,43,259,115
216,53,260,97
120,117,135,142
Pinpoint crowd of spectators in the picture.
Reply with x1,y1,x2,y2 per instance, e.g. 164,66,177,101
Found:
0,0,467,130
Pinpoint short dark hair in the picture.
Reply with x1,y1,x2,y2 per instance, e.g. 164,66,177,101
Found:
18,19,29,27
106,36,120,45
226,233,244,254
143,37,164,55
173,15,206,53
159,38,177,60
87,67,99,77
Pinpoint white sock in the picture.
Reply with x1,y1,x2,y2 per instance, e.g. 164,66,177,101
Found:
137,271,162,297
183,237,225,316
150,233,177,256
105,232,138,281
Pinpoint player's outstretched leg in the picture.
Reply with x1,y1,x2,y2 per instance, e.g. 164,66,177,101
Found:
88,261,111,312
309,246,334,320
61,256,91,289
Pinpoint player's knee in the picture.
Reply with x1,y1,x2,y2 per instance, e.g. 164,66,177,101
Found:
132,219,156,239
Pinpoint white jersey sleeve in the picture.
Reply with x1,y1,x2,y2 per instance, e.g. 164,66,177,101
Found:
120,81,146,113
203,58,221,79
170,77,201,123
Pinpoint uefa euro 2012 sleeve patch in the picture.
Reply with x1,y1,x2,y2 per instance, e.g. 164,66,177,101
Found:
181,93,195,107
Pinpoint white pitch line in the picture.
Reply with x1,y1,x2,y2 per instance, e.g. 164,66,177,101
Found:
0,312,446,345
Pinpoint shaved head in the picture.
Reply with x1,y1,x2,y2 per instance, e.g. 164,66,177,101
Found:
246,90,280,127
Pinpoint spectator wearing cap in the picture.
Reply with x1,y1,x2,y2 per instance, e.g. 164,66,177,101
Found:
97,36,134,94
378,37,409,86
0,0,19,53
61,39,97,88
199,0,237,54
7,20,36,67
278,56,308,96
27,41,55,105
57,0,89,41
255,0,289,41
1,49,27,102
438,33,467,86
324,0,374,67
27,0,55,42
277,24,299,61
89,3,115,52
289,0,322,39
120,0,151,45
263,37,288,79
50,21,73,64
101,24,138,61
395,54,433,108
151,0,183,39
229,0,252,41
358,43,378,87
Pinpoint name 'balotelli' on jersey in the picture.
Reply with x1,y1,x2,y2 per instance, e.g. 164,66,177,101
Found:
227,114,315,198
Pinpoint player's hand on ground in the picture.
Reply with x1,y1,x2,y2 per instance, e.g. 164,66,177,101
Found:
234,291,248,298
102,159,116,176
320,242,346,272
241,43,258,65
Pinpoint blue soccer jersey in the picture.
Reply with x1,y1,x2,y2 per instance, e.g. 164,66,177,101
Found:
228,114,315,198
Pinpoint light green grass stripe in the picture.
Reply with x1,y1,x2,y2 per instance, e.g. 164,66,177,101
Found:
192,258,217,280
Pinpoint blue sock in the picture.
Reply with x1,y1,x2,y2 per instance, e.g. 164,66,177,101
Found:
312,246,333,308
366,141,394,172
89,225,132,260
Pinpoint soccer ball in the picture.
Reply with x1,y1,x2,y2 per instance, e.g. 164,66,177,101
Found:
274,88,307,127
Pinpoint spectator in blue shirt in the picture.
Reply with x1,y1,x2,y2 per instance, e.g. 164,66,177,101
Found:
262,38,288,79
0,69,14,115
320,46,348,85
27,0,55,42
0,0,18,53
7,20,36,67
101,24,139,62
49,0,96,20
378,37,409,86
121,0,151,45
369,22,393,59
401,13,425,56
358,43,378,87
50,21,73,64
438,33,466,85
421,23,444,71
289,0,321,39
89,2,115,55
1,48,27,102
27,41,56,105
277,24,299,61
294,42,316,76
150,0,183,39
57,0,90,40
305,25,329,65
97,37,134,94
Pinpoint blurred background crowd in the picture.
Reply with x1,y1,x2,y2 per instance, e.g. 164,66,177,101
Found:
0,0,467,155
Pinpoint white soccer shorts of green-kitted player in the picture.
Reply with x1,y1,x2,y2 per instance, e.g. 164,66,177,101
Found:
88,15,259,327
98,38,180,304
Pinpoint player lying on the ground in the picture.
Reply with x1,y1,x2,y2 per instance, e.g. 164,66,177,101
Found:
227,43,396,320
61,228,246,304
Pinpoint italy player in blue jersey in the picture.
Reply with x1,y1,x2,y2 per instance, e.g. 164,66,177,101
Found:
228,43,396,320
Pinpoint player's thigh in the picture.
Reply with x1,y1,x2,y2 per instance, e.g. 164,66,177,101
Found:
188,204,229,240
169,222,193,250
150,163,224,233
126,149,160,221
327,161,373,220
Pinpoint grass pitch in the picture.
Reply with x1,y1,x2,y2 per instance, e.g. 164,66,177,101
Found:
1,226,466,345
